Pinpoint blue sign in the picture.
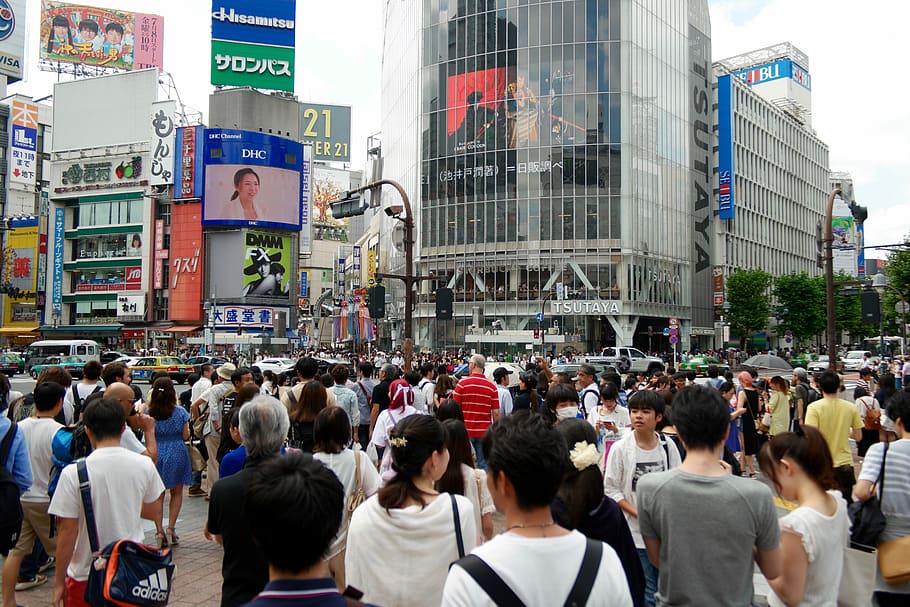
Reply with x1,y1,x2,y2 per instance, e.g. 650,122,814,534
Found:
300,270,308,297
734,58,811,91
663,327,670,336
717,74,735,220
202,128,304,231
536,312,544,322
52,207,64,310
211,0,296,48
173,126,205,200
302,335,310,343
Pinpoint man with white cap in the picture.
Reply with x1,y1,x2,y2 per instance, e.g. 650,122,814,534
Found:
493,367,514,417
191,362,236,496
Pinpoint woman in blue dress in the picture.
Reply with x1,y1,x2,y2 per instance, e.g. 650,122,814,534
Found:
148,376,191,548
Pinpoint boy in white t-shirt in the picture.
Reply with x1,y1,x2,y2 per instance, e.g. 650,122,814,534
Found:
442,413,632,607
49,398,164,606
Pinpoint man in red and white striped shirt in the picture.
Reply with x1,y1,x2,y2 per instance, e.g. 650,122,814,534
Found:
453,354,500,469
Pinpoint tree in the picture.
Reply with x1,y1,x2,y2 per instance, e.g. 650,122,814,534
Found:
726,269,772,348
832,271,877,340
883,234,910,335
773,272,826,344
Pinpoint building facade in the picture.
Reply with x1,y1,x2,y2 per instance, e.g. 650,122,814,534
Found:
379,0,715,354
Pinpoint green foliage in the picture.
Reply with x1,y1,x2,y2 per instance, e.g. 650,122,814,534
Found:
773,273,826,343
884,237,910,333
833,271,878,338
726,269,772,346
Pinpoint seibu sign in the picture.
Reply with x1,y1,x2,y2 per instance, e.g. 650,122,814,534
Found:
551,300,623,316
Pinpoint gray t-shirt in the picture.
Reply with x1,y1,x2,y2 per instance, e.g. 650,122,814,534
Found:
638,468,780,607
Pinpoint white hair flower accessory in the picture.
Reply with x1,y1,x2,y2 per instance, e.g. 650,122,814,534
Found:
569,441,600,471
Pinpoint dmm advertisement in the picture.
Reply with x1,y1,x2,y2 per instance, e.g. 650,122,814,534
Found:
169,203,204,321
38,1,164,71
242,230,291,299
0,0,26,82
203,129,303,231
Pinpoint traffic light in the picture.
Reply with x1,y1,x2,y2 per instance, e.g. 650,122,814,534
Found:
534,328,540,339
435,287,453,320
368,284,385,318
330,192,368,219
861,290,880,325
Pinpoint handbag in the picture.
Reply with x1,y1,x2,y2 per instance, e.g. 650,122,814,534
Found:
346,450,367,520
837,545,877,607
760,411,772,431
186,441,206,472
878,535,910,585
77,460,175,607
848,442,888,549
191,403,208,438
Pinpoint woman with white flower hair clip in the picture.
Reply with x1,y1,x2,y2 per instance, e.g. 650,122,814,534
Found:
552,418,646,607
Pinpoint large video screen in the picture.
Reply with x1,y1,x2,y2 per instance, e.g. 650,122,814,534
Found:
202,129,303,231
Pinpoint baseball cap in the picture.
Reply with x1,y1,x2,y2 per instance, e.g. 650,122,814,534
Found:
493,367,513,381
216,362,237,381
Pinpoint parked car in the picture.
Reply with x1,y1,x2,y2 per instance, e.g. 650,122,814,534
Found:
129,356,194,383
588,347,664,374
842,350,876,372
549,362,619,380
678,355,730,376
184,355,230,375
807,355,845,374
0,353,24,376
253,357,296,375
100,350,126,364
29,355,87,380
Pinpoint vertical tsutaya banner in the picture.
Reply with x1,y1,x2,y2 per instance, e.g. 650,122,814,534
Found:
38,1,164,71
52,207,65,311
149,100,176,186
174,125,204,199
242,230,291,299
169,203,204,321
210,0,296,92
299,144,313,255
0,0,26,82
9,99,38,187
717,74,735,220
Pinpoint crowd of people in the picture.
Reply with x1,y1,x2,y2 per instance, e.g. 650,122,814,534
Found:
1,351,909,606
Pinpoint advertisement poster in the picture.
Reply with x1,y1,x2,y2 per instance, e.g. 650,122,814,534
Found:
169,203,204,321
1,218,38,326
38,1,164,71
174,125,204,199
300,144,312,255
242,230,290,299
149,100,176,186
9,99,38,187
0,0,25,81
313,166,350,228
299,103,351,162
203,129,303,231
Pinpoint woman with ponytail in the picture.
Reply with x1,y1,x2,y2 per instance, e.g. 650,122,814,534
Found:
346,415,476,606
758,425,849,607
370,376,422,480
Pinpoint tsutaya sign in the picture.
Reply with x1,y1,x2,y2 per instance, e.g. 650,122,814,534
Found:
551,300,623,316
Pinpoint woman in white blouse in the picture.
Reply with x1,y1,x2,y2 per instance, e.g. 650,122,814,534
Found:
437,418,495,543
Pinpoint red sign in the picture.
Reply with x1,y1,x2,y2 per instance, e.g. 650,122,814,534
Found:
169,203,204,321
122,329,146,339
76,267,141,292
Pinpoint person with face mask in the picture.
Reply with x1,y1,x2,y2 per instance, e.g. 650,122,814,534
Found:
545,383,584,424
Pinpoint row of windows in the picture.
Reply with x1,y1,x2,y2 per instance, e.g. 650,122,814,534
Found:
74,198,144,228
73,300,117,325
72,233,143,260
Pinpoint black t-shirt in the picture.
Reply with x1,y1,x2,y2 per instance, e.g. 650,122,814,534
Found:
371,379,391,412
287,420,315,452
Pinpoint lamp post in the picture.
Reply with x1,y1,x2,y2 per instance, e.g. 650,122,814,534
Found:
824,189,841,372
873,272,908,360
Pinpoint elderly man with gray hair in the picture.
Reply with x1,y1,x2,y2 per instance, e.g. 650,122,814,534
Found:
452,353,500,469
205,395,293,607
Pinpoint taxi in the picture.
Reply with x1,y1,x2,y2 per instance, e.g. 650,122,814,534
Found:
129,356,194,384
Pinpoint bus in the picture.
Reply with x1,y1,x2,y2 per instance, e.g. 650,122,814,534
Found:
862,336,904,359
24,340,101,371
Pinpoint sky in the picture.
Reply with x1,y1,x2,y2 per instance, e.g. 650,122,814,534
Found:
9,1,908,257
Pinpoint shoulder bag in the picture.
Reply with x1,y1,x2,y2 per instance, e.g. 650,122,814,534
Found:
878,533,910,585
847,442,888,549
78,460,174,607
346,450,367,520
451,493,465,559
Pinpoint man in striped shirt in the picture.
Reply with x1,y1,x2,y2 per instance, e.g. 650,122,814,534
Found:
453,354,500,469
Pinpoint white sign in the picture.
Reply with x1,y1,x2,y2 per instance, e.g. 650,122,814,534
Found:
117,294,146,319
149,100,176,186
550,300,623,316
299,144,313,255
9,99,37,187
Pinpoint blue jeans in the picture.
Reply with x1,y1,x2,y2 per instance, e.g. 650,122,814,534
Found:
359,424,371,451
19,539,49,579
637,548,659,607
470,437,486,470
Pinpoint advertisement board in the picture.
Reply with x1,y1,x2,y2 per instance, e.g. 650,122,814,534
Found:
734,58,811,91
300,144,312,255
299,103,351,162
832,197,858,277
0,0,25,82
38,1,164,71
210,0,296,92
174,126,204,199
242,230,291,299
211,304,284,328
75,266,141,292
9,99,38,187
1,218,38,322
51,155,145,194
717,74,735,220
116,293,145,319
149,100,176,186
52,207,64,311
203,129,303,230
313,166,351,229
169,203,204,321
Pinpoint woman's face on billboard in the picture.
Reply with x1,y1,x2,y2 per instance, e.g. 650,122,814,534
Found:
235,174,260,202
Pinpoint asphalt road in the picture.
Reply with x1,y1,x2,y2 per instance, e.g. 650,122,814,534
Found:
8,375,153,400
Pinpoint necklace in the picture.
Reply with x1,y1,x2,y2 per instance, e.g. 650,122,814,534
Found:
506,521,557,532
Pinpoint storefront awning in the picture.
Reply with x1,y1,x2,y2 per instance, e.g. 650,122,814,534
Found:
163,325,202,333
0,326,40,335
39,324,123,333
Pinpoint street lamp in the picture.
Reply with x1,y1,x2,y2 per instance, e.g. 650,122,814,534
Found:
872,272,908,360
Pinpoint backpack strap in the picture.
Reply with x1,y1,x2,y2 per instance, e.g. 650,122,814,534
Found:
451,494,465,559
287,387,299,410
657,432,670,466
452,555,526,607
76,459,100,554
0,422,17,467
563,538,604,607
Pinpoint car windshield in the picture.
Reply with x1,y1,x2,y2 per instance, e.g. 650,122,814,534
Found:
61,356,82,363
845,352,864,359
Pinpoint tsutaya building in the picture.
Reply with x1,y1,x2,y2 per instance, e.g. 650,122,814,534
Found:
379,0,716,353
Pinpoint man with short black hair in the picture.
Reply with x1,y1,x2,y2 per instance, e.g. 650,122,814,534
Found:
328,365,359,443
493,367,514,417
280,358,337,413
49,398,164,606
637,385,781,607
442,413,632,606
418,363,436,413
62,360,103,424
368,364,396,435
804,370,863,502
573,364,599,417
352,362,376,450
242,451,346,606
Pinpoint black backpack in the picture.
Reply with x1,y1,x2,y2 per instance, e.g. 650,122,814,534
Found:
807,387,821,405
0,423,23,556
71,384,103,421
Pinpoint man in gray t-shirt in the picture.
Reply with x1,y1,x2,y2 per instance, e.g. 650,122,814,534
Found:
638,385,781,607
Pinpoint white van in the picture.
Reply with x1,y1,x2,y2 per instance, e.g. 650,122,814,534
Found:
25,340,101,371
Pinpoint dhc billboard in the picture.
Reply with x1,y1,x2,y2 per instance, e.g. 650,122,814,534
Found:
734,58,811,91
717,74,735,220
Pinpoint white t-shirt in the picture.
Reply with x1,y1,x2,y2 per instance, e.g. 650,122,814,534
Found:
460,464,495,545
48,446,164,581
313,449,381,555
62,382,103,425
442,530,633,607
19,417,63,502
768,492,849,607
497,385,513,417
120,427,146,454
418,378,436,411
627,444,667,546
191,376,212,403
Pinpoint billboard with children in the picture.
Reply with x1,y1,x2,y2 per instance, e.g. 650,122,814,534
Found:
38,1,164,71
